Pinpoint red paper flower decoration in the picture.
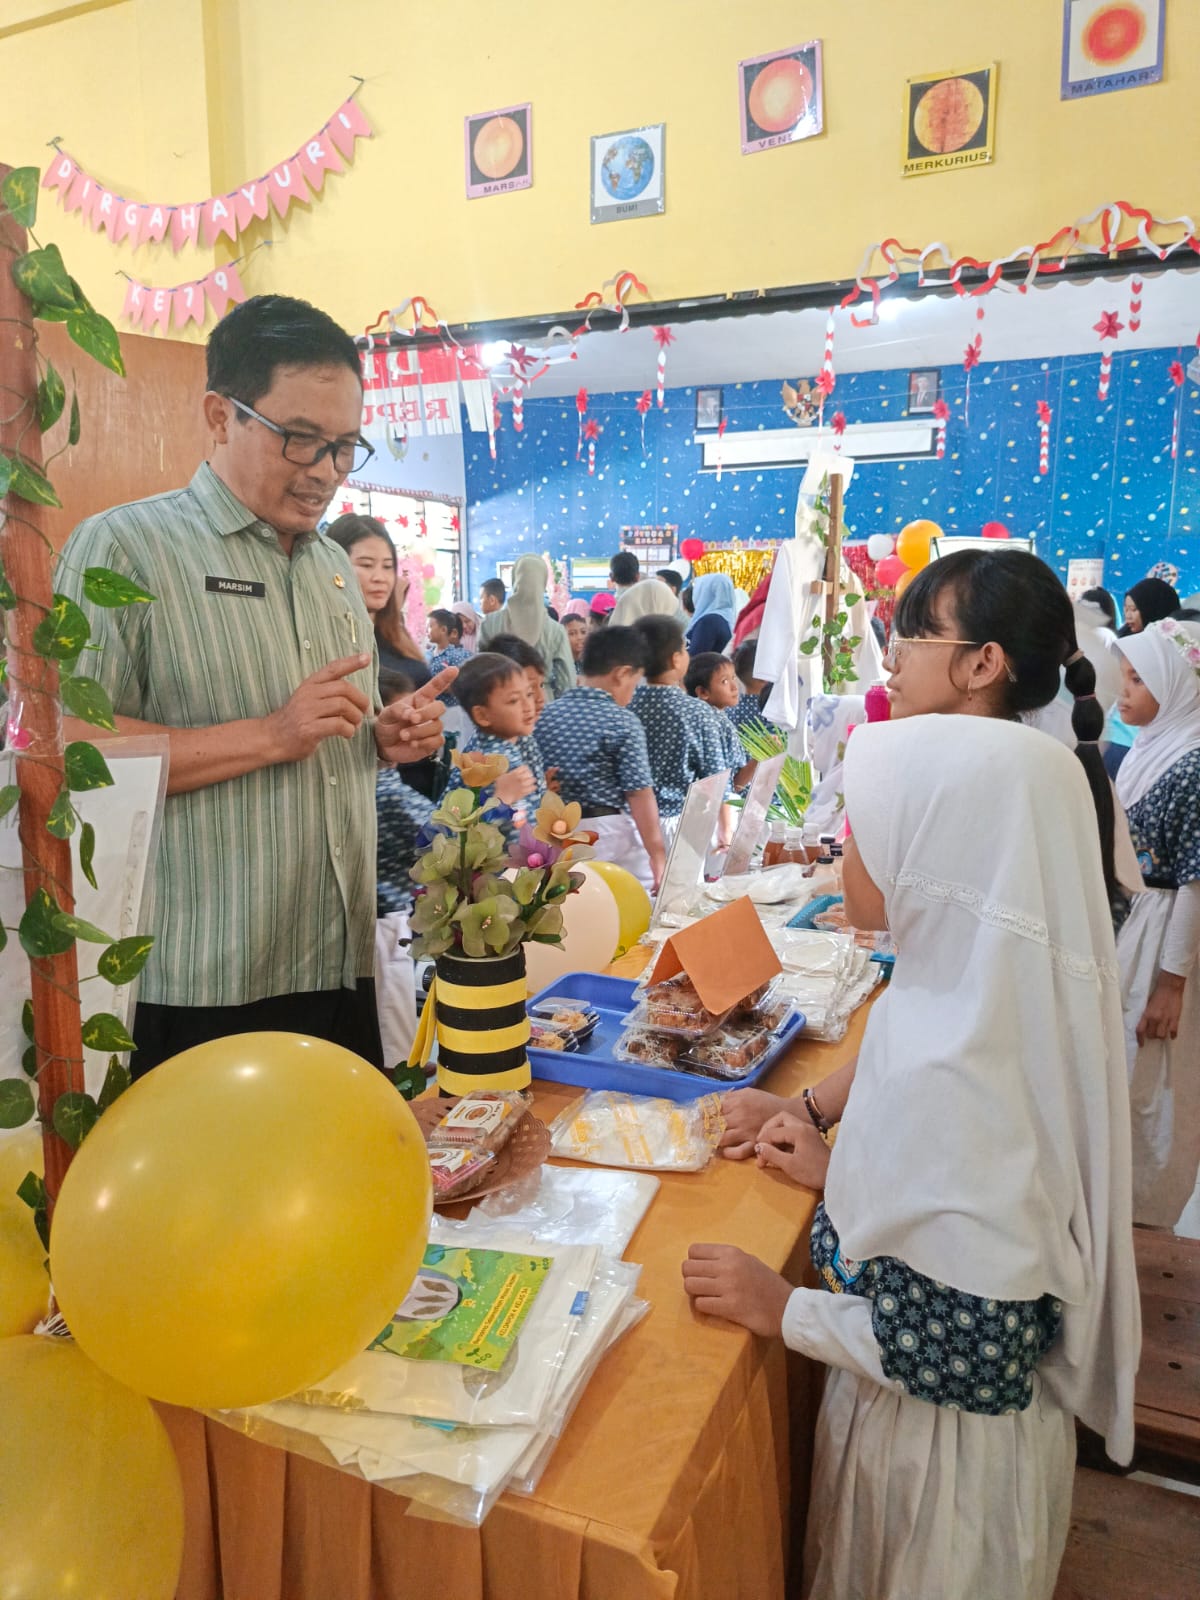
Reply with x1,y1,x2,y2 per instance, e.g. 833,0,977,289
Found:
583,418,601,441
396,515,409,528
635,389,653,415
831,411,846,436
652,326,676,349
338,500,354,514
1094,311,1123,340
932,398,950,422
1170,360,1186,387
814,370,835,398
963,335,982,371
506,344,536,377
1037,400,1052,423
576,387,589,414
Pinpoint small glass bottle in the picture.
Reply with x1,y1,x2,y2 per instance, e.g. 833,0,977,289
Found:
782,825,805,863
763,820,787,867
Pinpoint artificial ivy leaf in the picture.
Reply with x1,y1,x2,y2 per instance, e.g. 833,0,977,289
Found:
799,638,819,656
844,593,862,607
0,922,6,955
66,306,125,376
18,886,73,958
37,362,65,431
8,454,61,509
97,1055,131,1112
32,594,90,660
0,1079,36,1129
81,1012,136,1053
79,820,97,889
21,1043,37,1077
1,166,39,228
97,935,154,985
52,1091,98,1149
52,911,114,945
0,452,11,497
45,785,77,839
82,567,155,607
11,243,78,311
0,567,15,608
60,674,116,731
0,783,19,820
21,998,33,1040
64,741,113,793
68,392,81,447
16,1171,45,1213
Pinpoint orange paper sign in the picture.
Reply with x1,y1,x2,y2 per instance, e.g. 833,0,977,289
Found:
647,897,781,1014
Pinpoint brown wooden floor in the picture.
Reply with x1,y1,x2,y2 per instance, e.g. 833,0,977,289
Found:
1053,1468,1200,1599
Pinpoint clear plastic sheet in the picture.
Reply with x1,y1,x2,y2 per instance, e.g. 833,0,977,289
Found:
476,1165,660,1257
549,1090,724,1172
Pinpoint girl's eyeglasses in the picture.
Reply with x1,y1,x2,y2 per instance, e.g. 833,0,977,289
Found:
885,635,1018,683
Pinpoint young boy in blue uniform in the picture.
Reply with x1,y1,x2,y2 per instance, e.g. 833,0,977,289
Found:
629,615,731,836
534,625,665,891
686,652,756,790
445,651,546,812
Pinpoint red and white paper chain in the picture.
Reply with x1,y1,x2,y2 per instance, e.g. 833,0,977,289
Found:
932,398,949,459
1037,400,1051,476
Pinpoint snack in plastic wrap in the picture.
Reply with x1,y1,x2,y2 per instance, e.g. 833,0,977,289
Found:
429,1090,532,1153
676,1025,772,1080
638,971,733,1034
614,1028,681,1066
549,1090,724,1172
529,1023,576,1053
428,1145,497,1199
527,996,600,1042
732,996,794,1035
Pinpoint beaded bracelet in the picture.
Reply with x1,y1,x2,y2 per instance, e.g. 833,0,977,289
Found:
802,1086,832,1137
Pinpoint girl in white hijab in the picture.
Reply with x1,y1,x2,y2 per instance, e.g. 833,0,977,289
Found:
610,577,680,628
1114,616,1200,1225
478,554,576,701
684,713,1138,1600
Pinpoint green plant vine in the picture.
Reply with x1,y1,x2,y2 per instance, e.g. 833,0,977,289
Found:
0,164,155,1240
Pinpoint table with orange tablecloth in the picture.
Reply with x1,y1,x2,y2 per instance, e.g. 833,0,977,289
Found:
160,960,874,1600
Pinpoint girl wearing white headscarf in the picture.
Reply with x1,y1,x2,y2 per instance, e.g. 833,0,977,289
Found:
684,713,1138,1600
1114,616,1200,1226
478,553,576,701
449,600,480,653
610,577,681,628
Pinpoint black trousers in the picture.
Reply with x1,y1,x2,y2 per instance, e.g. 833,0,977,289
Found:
131,980,386,1080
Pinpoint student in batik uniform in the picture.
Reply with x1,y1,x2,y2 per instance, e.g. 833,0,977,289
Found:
628,615,730,840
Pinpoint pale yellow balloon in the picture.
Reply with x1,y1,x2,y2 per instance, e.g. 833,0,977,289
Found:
0,1129,49,1336
0,1335,184,1600
51,1033,432,1409
524,865,622,993
0,1128,44,1211
585,859,652,959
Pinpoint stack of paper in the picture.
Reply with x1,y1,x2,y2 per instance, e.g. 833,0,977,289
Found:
217,1204,647,1525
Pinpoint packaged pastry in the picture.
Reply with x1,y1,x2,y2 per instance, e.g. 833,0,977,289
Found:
428,1089,532,1153
549,1090,724,1172
744,995,795,1034
527,996,600,1041
614,1027,682,1066
629,974,735,1038
529,1022,577,1053
428,1144,496,1199
676,1025,772,1080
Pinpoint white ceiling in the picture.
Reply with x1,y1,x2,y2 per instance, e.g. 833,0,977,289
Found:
509,267,1200,397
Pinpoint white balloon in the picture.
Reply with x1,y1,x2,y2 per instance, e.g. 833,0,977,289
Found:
523,865,620,995
867,534,894,562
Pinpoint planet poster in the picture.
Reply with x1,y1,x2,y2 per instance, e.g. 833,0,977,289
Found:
1061,0,1164,99
464,103,532,199
739,40,824,155
902,64,997,178
590,123,665,224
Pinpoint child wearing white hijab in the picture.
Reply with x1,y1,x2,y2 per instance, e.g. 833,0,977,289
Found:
1115,616,1200,1225
610,577,681,628
684,713,1138,1600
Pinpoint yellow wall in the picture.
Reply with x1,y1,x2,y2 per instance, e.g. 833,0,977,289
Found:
2,0,1198,338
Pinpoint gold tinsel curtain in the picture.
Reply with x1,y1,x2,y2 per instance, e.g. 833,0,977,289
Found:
691,543,777,594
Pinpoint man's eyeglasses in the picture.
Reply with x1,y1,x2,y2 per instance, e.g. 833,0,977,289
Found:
229,397,375,476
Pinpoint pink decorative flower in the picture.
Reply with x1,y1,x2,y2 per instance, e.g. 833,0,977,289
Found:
5,721,31,751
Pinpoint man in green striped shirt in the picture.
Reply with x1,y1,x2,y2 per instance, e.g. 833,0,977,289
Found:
57,295,454,1075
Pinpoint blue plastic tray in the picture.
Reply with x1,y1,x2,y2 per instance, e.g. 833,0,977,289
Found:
525,971,805,1102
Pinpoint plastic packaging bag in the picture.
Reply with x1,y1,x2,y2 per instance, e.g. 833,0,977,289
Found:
476,1166,659,1257
549,1090,723,1172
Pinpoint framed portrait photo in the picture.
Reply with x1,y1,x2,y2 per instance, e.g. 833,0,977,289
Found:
907,369,941,415
695,387,723,431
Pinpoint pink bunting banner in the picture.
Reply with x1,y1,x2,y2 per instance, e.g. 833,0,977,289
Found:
120,262,247,334
43,90,371,254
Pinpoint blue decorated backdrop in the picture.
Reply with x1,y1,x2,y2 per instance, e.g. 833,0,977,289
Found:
464,345,1200,598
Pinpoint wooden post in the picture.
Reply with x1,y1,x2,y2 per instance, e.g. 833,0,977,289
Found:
0,162,85,1212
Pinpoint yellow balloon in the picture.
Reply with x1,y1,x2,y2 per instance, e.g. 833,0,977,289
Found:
0,1129,49,1337
0,1335,183,1600
524,865,622,993
896,519,941,573
51,1033,432,1409
894,569,917,598
586,859,652,959
0,1128,43,1210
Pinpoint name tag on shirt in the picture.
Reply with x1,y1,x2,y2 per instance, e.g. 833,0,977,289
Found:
205,575,266,598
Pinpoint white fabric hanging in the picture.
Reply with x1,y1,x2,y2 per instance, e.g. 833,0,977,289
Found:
1115,618,1200,808
758,513,825,744
826,714,1139,1460
803,693,867,837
